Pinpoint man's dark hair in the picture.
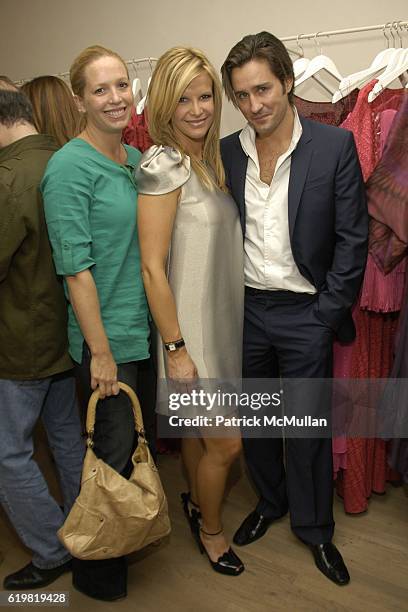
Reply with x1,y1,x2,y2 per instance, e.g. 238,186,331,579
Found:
0,89,34,127
221,31,295,106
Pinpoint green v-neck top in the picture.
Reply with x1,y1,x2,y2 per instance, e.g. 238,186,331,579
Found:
41,138,150,364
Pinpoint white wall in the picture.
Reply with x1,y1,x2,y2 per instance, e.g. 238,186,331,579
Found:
1,0,407,134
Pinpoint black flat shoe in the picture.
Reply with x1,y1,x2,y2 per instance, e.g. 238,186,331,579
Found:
195,528,244,576
3,560,71,590
233,510,274,546
181,491,201,535
309,542,350,586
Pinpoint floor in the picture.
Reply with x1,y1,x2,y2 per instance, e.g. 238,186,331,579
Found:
0,433,407,612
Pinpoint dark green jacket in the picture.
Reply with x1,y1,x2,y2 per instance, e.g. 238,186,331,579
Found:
0,134,72,379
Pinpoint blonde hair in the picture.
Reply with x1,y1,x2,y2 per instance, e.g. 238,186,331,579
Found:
21,76,84,147
147,47,226,192
69,45,129,97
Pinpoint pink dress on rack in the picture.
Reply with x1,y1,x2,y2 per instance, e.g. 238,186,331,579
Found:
334,81,406,513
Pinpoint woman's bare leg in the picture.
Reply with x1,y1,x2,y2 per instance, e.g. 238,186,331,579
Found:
196,432,242,561
181,437,204,504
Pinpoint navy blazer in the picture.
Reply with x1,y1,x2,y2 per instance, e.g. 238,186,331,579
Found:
221,116,368,343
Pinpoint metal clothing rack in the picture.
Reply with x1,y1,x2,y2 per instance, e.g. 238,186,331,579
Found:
282,21,408,57
13,22,408,83
126,57,158,64
281,20,408,43
13,56,158,87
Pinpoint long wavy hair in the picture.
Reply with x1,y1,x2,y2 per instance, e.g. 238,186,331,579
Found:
147,47,226,192
22,76,84,147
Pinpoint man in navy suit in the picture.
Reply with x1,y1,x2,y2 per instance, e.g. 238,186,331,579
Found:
221,32,368,585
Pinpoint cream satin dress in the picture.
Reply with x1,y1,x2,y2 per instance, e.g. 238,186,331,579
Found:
136,146,244,402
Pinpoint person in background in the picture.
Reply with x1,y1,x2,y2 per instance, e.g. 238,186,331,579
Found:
137,47,244,576
41,45,155,601
221,31,367,586
0,75,17,90
22,75,84,147
0,82,84,591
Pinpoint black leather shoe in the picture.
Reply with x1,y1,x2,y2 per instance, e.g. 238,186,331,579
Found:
181,492,201,536
233,510,274,546
3,561,71,590
194,528,245,576
309,543,350,585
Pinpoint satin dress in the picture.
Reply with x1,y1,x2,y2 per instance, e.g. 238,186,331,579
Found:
136,145,244,415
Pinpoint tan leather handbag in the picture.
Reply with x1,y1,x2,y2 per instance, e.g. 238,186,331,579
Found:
58,382,171,559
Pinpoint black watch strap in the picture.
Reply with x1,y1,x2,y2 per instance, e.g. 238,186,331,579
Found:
164,338,185,352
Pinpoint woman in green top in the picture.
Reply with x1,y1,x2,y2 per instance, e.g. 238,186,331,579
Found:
42,45,153,602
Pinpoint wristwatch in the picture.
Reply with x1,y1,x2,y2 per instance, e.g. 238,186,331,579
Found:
164,338,185,352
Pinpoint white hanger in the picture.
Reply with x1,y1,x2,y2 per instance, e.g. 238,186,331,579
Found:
295,54,343,87
332,48,396,102
132,77,142,97
292,35,310,79
295,33,343,89
368,24,408,102
136,58,153,115
368,49,408,101
293,57,310,79
131,60,142,101
136,76,151,114
334,24,396,99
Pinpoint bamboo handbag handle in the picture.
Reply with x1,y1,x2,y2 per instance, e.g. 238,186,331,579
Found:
86,382,145,448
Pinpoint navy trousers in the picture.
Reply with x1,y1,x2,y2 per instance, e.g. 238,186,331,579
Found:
242,288,335,545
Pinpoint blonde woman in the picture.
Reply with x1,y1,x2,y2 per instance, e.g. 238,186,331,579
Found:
42,45,154,600
137,47,244,575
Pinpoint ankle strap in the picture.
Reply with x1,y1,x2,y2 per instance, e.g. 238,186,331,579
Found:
200,527,223,536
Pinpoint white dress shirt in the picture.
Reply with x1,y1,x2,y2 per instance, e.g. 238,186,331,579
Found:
239,108,316,294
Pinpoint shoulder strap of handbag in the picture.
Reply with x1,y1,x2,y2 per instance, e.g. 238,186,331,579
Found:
86,382,145,448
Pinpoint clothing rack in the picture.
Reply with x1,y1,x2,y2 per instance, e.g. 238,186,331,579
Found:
125,57,158,66
281,20,408,44
13,56,158,87
13,22,408,83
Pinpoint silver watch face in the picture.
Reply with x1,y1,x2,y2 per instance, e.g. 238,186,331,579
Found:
167,343,177,351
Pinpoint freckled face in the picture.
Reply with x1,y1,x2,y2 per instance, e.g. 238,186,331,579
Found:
76,56,133,134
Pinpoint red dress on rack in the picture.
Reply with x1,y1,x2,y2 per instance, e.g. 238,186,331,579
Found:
334,82,405,513
294,92,360,475
122,107,153,152
294,91,358,127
